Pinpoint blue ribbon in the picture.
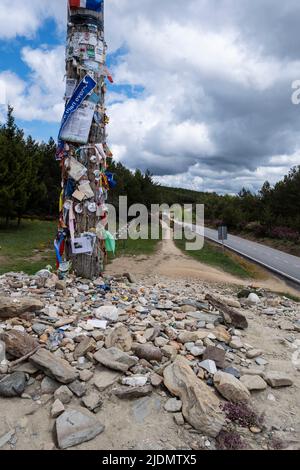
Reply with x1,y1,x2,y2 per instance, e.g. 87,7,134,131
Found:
58,74,97,140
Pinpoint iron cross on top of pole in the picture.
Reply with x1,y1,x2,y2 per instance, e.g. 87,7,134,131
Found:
54,0,115,280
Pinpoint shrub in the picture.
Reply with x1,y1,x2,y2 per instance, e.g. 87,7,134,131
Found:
221,402,264,428
216,430,246,450
268,226,299,242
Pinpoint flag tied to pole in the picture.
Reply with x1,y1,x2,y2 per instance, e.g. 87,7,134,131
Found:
69,0,103,12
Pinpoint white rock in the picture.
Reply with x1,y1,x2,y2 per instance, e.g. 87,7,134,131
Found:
87,319,107,330
199,360,217,375
230,336,243,349
95,306,119,322
122,376,148,387
247,293,261,305
190,346,205,357
185,342,195,352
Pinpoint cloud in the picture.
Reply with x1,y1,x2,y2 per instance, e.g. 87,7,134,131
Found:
1,0,300,194
104,0,300,192
0,0,66,39
0,46,65,122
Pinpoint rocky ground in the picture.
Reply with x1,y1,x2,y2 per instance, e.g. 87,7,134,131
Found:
0,267,300,451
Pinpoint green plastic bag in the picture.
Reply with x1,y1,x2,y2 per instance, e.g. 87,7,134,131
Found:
104,230,116,254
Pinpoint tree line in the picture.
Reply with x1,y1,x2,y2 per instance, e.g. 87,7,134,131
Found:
1,107,300,242
0,107,60,224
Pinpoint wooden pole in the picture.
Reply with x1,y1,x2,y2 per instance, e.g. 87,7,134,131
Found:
57,1,111,279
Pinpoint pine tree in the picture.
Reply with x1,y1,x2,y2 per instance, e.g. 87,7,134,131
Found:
0,106,33,225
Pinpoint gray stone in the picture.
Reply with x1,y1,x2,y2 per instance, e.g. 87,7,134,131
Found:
246,349,262,359
14,362,38,375
74,337,96,359
223,366,241,379
94,347,137,372
154,337,169,348
113,385,153,399
263,371,293,388
190,346,205,357
144,327,160,342
105,325,132,352
164,398,182,412
164,357,225,437
150,373,163,387
51,399,65,418
0,341,5,362
54,386,73,404
30,349,77,384
178,331,209,344
82,391,102,412
186,311,221,324
203,346,226,368
0,330,39,359
214,371,250,403
278,320,294,331
32,323,48,336
199,360,217,375
240,375,267,391
0,372,26,397
93,367,121,391
174,413,185,426
205,294,248,329
0,430,15,449
0,296,44,319
92,331,104,342
181,305,197,313
255,357,269,366
185,342,195,352
229,336,243,349
79,370,94,382
56,408,104,449
134,344,163,362
41,377,60,395
68,380,86,398
161,345,177,360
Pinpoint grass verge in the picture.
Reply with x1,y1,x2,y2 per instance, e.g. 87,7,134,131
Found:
175,232,263,279
0,219,57,275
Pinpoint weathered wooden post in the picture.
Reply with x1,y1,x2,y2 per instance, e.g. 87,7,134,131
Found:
55,0,113,279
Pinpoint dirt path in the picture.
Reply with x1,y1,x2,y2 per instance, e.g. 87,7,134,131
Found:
107,225,300,297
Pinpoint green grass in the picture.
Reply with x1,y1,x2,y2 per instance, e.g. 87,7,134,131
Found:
273,292,300,302
0,219,57,275
175,234,260,279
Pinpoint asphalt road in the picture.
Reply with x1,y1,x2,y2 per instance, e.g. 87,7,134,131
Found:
188,224,300,285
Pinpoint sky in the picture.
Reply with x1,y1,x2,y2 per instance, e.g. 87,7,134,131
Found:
1,0,300,194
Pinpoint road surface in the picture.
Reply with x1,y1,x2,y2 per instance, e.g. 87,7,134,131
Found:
188,224,300,285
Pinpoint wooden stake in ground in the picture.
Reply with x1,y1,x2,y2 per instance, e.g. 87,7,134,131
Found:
56,1,113,279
